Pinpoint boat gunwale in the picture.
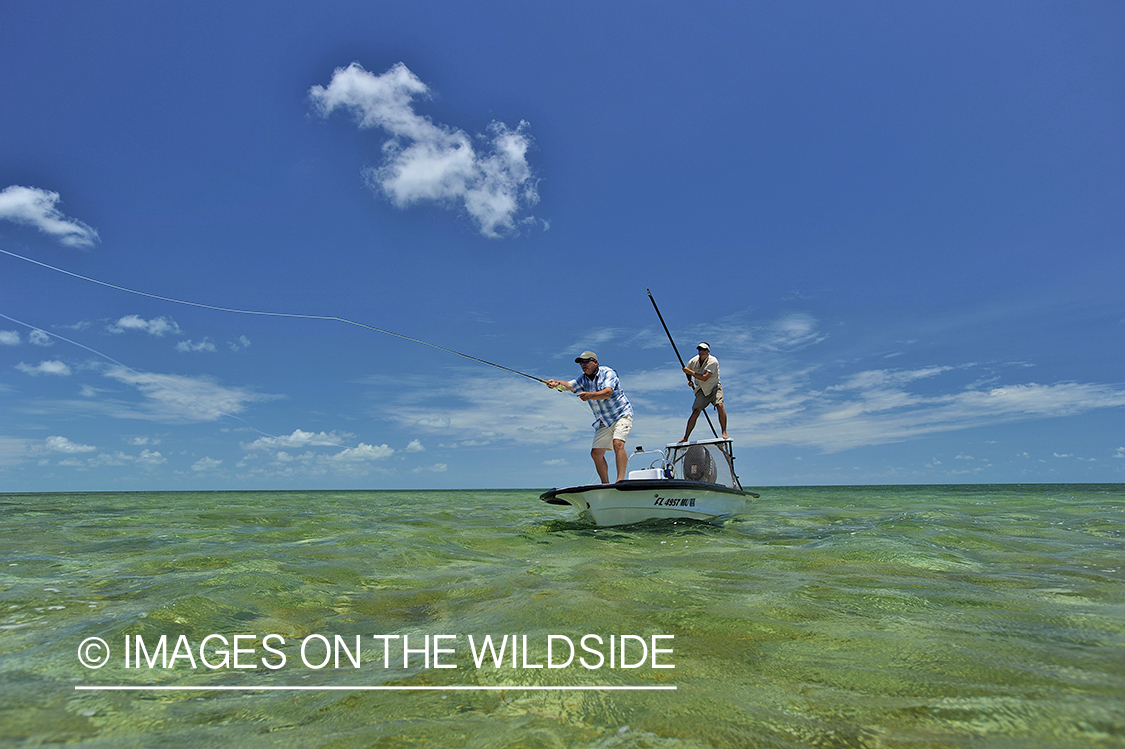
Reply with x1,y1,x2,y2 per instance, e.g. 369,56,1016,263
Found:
539,479,754,504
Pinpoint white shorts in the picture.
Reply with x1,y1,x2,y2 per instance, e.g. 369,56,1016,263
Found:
592,414,633,450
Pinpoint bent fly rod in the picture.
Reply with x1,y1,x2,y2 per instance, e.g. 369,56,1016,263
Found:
1,248,555,387
646,288,719,439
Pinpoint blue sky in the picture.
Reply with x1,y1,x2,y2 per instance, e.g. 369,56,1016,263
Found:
2,1,1122,490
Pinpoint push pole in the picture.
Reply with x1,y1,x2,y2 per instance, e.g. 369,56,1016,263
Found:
647,289,718,439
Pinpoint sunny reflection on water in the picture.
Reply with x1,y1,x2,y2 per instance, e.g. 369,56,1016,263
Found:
1,485,1123,747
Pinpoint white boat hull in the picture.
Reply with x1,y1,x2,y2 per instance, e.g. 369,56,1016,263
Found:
540,479,753,527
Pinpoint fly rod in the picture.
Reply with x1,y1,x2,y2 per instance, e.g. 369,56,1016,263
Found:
646,288,719,439
2,248,556,387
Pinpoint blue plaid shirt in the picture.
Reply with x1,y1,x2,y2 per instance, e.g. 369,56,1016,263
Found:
570,366,633,429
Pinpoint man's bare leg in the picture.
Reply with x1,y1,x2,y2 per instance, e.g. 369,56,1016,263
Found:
717,404,729,439
679,409,702,442
591,448,610,484
612,439,628,482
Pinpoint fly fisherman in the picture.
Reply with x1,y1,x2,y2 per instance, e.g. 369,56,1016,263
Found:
546,351,634,483
679,342,729,442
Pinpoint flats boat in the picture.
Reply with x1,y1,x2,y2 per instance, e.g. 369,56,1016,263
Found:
540,438,759,527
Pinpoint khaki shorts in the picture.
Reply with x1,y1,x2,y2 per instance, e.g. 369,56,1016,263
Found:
592,414,633,450
692,382,723,411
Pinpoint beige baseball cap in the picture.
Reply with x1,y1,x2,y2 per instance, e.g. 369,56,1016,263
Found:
574,351,598,363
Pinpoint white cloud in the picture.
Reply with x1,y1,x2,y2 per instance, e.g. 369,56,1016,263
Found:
86,449,166,467
0,185,100,248
0,329,51,347
405,439,425,452
45,435,96,453
310,62,539,238
108,315,181,337
238,431,395,476
17,360,72,376
229,335,251,351
136,449,166,465
243,429,350,450
413,462,448,473
101,365,269,422
176,338,217,353
326,443,395,462
192,457,222,472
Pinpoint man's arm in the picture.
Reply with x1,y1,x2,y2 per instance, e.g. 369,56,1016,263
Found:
681,365,712,387
576,387,613,402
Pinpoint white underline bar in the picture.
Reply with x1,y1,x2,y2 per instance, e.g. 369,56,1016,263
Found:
75,685,676,692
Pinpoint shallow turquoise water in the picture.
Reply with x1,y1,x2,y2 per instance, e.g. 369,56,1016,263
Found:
1,485,1123,747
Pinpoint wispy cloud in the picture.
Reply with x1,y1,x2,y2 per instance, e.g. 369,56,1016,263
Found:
385,378,575,445
738,369,1125,453
0,437,32,466
310,62,539,238
695,312,827,354
0,185,100,248
826,366,954,392
0,330,20,346
379,310,1125,459
101,366,270,422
